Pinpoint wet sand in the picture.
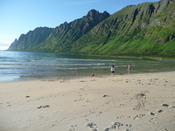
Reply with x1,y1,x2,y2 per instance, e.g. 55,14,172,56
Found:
0,71,175,131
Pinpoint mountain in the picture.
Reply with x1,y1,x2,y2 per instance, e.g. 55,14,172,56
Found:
8,27,53,50
36,9,110,52
70,0,175,57
8,0,175,57
9,10,110,52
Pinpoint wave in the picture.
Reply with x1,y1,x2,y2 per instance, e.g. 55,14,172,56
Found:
0,75,20,82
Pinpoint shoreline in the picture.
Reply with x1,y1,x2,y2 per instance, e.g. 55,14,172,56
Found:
5,50,175,60
0,71,175,131
1,51,175,83
1,70,174,83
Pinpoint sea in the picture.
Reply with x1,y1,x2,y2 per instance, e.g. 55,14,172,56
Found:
0,50,175,82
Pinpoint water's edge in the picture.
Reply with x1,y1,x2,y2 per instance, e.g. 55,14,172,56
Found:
1,51,175,82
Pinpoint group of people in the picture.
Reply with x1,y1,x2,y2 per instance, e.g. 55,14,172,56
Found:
91,64,131,77
110,64,131,75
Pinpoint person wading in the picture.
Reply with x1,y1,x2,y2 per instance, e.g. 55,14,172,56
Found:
110,65,115,75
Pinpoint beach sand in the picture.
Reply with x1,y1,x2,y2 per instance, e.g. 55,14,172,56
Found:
0,71,175,131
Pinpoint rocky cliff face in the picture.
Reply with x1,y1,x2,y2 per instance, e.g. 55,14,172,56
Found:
9,10,110,52
71,0,175,56
9,27,53,50
8,0,175,57
37,9,110,52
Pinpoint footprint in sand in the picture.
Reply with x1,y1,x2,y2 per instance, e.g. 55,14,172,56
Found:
43,105,49,108
103,94,110,97
37,106,43,109
162,104,169,107
87,122,98,131
133,114,146,119
150,112,155,116
149,118,157,124
105,122,132,131
172,106,175,108
149,107,166,116
157,109,163,113
133,91,148,110
69,125,77,131
37,105,49,109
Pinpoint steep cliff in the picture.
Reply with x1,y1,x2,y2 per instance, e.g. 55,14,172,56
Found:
9,10,110,52
35,9,110,52
8,27,53,51
9,0,175,57
71,0,175,56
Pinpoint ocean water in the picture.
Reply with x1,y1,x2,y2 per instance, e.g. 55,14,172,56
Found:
0,51,175,82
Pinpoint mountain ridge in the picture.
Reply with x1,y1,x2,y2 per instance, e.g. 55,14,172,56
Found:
70,0,175,56
8,0,175,57
9,9,110,52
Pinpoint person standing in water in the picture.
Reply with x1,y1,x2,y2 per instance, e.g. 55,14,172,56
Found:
110,65,115,75
127,64,131,74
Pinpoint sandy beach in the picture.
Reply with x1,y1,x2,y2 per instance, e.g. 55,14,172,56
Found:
0,71,175,131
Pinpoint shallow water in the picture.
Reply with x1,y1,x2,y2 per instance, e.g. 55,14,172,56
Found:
0,51,175,82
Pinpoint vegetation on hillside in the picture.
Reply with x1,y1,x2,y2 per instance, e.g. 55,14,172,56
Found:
9,0,175,57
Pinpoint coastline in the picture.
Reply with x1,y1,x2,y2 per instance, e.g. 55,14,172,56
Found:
1,51,175,83
6,50,175,60
68,53,175,60
0,71,175,131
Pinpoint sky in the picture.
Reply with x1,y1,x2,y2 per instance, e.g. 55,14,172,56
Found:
0,0,160,50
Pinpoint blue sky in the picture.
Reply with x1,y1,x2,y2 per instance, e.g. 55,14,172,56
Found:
0,0,159,50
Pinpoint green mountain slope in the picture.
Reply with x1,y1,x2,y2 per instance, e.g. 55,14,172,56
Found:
70,0,175,57
35,10,110,52
9,0,175,57
9,27,53,51
9,10,110,52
